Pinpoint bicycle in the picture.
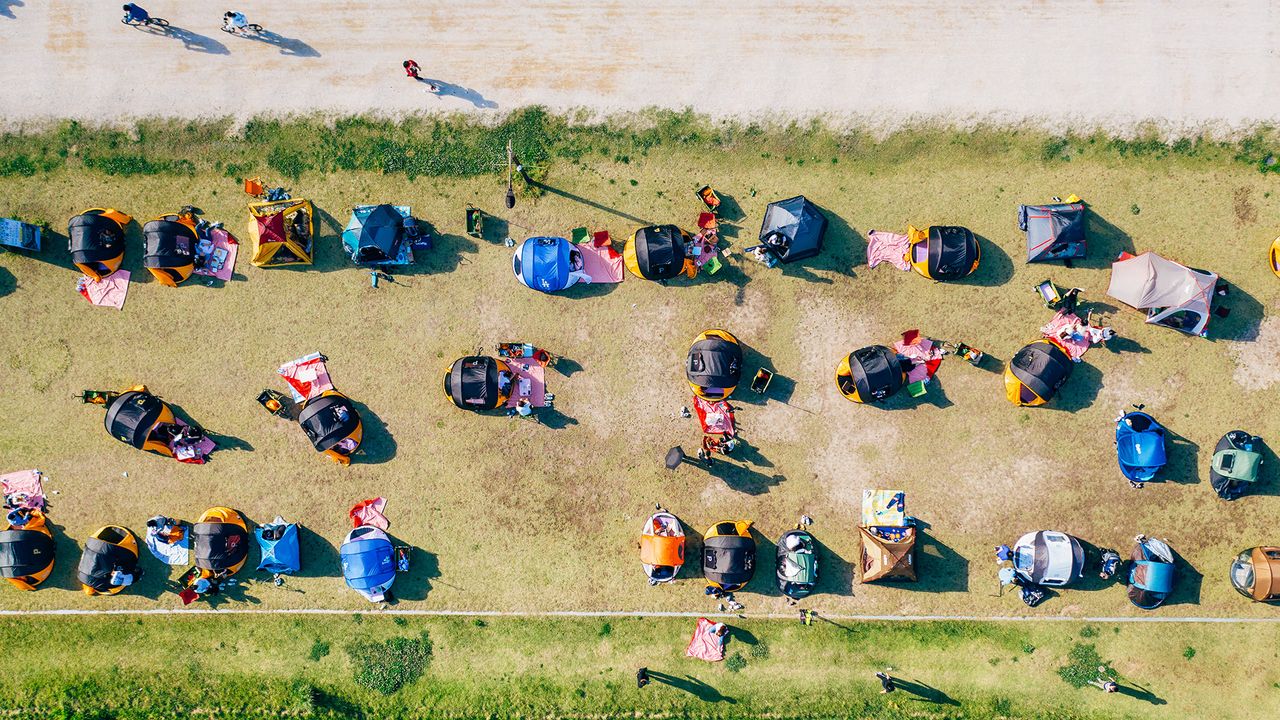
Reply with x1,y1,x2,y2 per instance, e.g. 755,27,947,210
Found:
220,22,264,35
121,15,170,28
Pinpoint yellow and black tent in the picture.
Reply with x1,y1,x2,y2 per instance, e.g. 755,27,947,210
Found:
0,511,56,591
68,208,131,280
249,198,315,267
142,211,198,286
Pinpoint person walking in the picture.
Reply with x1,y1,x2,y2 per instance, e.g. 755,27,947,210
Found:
403,60,421,79
876,671,896,694
635,667,650,689
1088,666,1119,693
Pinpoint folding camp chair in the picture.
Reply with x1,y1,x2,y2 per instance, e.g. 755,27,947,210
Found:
750,368,774,394
592,230,611,247
78,389,120,405
256,389,294,419
243,177,266,198
570,227,590,245
465,205,484,239
696,185,721,214
1034,279,1061,308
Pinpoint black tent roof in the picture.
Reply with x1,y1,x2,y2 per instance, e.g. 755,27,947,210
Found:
104,390,165,449
68,212,125,264
142,218,196,269
298,394,361,452
77,537,138,592
702,534,755,587
0,529,55,579
633,225,687,280
1019,203,1086,262
686,336,743,390
353,204,405,263
759,196,827,264
1010,341,1073,402
193,521,250,572
447,356,501,410
927,226,978,280
847,345,905,402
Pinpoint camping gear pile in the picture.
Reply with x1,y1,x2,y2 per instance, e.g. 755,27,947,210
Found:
836,330,950,404
443,343,554,417
859,490,916,583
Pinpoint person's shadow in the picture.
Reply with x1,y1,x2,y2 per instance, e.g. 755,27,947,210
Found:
893,678,960,706
418,78,498,109
644,671,736,703
144,24,230,55
1117,681,1166,705
239,29,319,57
0,0,23,19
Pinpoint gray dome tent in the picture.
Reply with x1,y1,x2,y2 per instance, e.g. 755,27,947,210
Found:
758,196,827,264
1019,202,1085,263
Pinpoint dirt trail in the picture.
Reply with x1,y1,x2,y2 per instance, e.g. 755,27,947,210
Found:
2,1,1277,132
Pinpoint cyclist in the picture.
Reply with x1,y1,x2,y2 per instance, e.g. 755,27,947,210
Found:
122,3,150,24
222,10,248,33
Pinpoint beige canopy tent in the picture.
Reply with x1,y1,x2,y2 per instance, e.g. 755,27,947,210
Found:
859,489,917,583
1106,252,1218,337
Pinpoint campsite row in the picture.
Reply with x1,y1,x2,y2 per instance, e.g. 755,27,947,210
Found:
6,494,1280,606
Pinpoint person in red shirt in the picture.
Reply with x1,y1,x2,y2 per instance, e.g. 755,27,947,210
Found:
403,60,421,79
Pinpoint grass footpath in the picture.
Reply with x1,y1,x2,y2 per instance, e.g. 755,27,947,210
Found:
1,615,1278,719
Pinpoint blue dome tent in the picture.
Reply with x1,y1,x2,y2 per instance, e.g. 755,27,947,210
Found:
1116,408,1167,487
342,204,414,265
340,525,396,602
255,517,301,575
513,236,582,293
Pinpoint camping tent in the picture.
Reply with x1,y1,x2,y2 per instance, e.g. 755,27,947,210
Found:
702,521,755,592
77,526,140,596
0,513,56,591
837,345,906,403
1116,410,1167,485
297,391,363,465
343,204,410,265
1004,340,1073,406
68,208,130,279
758,196,827,264
1231,547,1280,602
255,518,301,575
625,225,689,281
1106,252,1219,337
1019,203,1086,262
103,387,179,457
1012,530,1084,587
640,511,685,584
192,507,250,576
142,214,198,286
341,525,396,602
248,198,314,267
776,529,818,598
513,236,582,293
686,330,743,400
860,489,917,582
907,225,980,281
445,356,511,411
1128,536,1176,610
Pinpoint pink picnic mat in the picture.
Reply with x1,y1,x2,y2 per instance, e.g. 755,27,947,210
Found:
77,271,130,309
193,229,239,282
685,618,726,662
1040,310,1092,361
579,243,624,283
867,231,911,270
279,353,334,403
1,469,45,510
503,357,547,408
893,335,944,383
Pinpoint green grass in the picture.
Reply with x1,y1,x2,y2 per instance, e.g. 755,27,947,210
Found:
0,615,1275,719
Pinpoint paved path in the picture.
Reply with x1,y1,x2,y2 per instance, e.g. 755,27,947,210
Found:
1,0,1277,131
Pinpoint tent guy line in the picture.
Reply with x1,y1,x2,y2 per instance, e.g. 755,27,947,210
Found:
2,608,1279,623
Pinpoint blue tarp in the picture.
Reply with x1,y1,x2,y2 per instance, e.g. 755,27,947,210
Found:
340,537,395,591
514,236,572,293
255,522,301,575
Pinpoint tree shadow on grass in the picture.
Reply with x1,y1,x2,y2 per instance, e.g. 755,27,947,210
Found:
645,671,737,703
353,401,396,464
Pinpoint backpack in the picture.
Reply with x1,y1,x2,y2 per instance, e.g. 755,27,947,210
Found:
1021,584,1049,608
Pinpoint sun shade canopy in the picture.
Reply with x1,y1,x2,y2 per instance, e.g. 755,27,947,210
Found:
193,521,250,572
687,337,743,390
1010,341,1073,402
448,356,501,409
104,390,165,449
68,212,125,264
142,218,196,269
77,537,138,592
702,534,755,588
759,196,827,264
633,225,687,279
298,394,361,452
0,529,54,579
847,345,905,402
927,226,978,280
1106,252,1218,336
1019,203,1086,262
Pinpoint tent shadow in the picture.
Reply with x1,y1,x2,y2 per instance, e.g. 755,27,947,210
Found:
961,234,1013,287
561,279,621,299
1162,548,1203,606
913,530,969,593
1049,361,1103,413
810,205,863,277
147,24,230,55
1208,280,1264,343
813,534,854,597
415,225,478,275
645,671,737,704
389,547,439,602
737,347,795,406
241,29,320,57
528,180,655,226
745,526,782,598
883,375,954,410
1241,439,1280,497
291,525,340,580
680,520,704,584
42,517,85,593
1162,429,1201,485
1073,211,1136,271
164,399,254,454
353,401,396,464
714,192,747,223
895,678,961,706
0,265,14,297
